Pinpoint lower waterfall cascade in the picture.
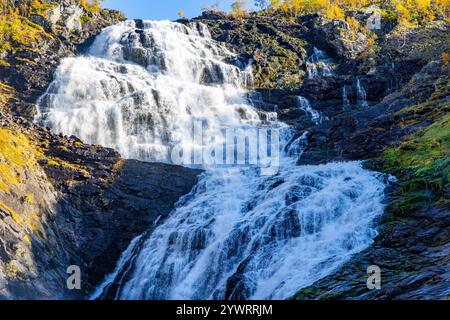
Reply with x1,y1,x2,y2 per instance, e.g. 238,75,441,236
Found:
35,20,387,300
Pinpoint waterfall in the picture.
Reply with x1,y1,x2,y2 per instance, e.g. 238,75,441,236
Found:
36,21,386,300
35,20,258,162
296,96,326,125
356,78,369,109
286,131,309,157
306,47,334,79
113,161,385,300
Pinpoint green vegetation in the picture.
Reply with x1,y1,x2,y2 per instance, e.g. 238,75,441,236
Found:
374,76,450,214
0,81,13,107
0,0,54,60
382,116,449,212
80,0,102,14
0,0,105,60
47,158,90,176
251,31,307,88
249,0,450,24
0,127,39,193
0,126,91,195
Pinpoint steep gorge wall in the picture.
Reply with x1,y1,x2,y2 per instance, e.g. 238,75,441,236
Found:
190,10,449,299
0,1,202,299
0,2,448,300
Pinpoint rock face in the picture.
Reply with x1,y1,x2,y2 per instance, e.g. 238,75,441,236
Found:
0,0,125,119
0,110,201,299
191,11,449,299
1,3,449,300
299,59,449,165
190,11,308,89
0,1,202,299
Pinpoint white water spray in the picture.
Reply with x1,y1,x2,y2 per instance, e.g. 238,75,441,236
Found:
306,47,334,79
356,78,369,109
36,20,258,162
297,96,327,125
36,21,386,300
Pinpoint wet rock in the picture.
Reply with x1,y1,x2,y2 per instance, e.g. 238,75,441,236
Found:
0,110,202,299
0,0,125,119
189,12,307,90
293,205,450,300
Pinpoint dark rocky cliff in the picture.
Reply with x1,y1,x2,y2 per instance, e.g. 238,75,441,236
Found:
189,10,449,299
1,1,448,300
0,1,201,299
0,111,201,299
0,0,125,118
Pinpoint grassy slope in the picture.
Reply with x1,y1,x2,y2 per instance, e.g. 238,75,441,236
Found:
372,69,449,215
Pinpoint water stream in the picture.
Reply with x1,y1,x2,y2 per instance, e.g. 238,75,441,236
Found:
36,20,385,300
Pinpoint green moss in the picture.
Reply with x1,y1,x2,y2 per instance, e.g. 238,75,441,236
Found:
80,14,91,24
375,74,450,215
384,115,450,169
0,81,13,107
252,33,305,88
0,0,54,56
377,114,450,214
396,95,450,119
47,158,90,177
0,128,39,192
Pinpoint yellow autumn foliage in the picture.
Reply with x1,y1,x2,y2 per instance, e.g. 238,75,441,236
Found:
0,0,52,55
256,0,449,25
80,0,102,13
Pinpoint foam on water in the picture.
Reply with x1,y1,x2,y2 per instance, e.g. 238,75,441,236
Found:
36,21,386,300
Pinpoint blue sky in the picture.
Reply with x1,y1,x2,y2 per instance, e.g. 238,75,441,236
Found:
102,0,252,20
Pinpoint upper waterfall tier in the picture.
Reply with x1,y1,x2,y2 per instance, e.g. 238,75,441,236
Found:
36,20,258,163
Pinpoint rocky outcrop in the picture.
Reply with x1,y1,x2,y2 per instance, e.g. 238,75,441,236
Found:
0,110,201,299
1,1,202,299
298,59,449,165
0,0,125,119
190,11,308,89
194,10,449,300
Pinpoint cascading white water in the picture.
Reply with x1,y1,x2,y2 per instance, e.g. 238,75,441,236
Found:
36,21,386,300
115,161,385,300
356,78,369,109
36,20,258,162
296,96,327,125
306,47,334,79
